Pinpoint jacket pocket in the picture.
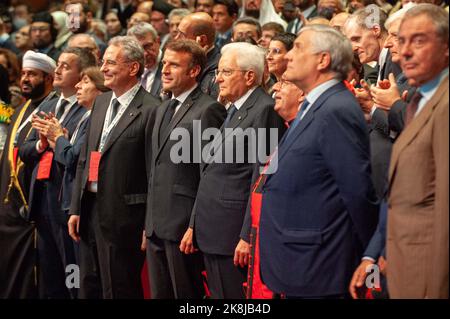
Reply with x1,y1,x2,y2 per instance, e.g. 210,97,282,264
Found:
123,193,147,205
281,229,322,245
173,184,197,199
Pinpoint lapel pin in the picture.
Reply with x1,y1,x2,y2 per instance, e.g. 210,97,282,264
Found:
238,116,242,120
130,112,133,116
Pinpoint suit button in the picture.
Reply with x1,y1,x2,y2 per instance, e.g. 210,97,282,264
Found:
156,161,161,166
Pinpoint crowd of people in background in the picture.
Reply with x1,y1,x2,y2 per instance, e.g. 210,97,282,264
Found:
0,0,448,299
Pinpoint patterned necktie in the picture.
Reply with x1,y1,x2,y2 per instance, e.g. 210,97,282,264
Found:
110,98,121,122
56,99,69,120
283,99,310,142
159,99,179,143
404,91,423,127
223,103,237,128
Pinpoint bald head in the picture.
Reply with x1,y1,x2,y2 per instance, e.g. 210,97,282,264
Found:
176,12,216,48
68,34,100,59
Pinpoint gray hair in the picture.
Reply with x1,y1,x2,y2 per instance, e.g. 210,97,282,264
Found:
299,25,353,81
68,33,99,51
401,3,449,43
108,36,145,77
221,42,265,85
127,22,158,40
347,4,387,33
168,8,191,21
385,2,416,30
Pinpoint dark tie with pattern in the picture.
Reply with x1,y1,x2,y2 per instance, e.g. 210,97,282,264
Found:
223,103,237,128
110,98,121,122
404,91,423,127
159,99,179,144
56,99,69,120
282,99,310,143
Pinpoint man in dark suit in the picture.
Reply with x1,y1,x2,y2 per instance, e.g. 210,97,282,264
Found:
190,42,285,299
286,0,317,34
259,25,378,298
19,47,97,299
128,22,164,99
175,12,221,99
0,50,56,299
145,40,226,299
68,36,159,299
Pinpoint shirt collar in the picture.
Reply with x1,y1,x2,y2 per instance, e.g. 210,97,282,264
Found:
112,83,141,106
418,67,449,102
232,86,257,110
303,5,317,18
172,84,198,105
59,93,77,106
305,79,340,106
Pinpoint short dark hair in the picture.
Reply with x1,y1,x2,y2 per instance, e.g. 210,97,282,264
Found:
62,47,97,73
271,32,296,51
262,22,284,35
165,40,207,80
214,0,239,17
233,17,262,39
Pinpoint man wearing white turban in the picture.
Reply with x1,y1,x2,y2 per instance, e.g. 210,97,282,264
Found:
0,50,57,298
241,0,288,30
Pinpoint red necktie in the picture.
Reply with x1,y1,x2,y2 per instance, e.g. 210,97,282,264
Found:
404,91,423,127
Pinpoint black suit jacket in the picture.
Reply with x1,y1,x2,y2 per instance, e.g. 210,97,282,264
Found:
145,87,226,242
199,46,220,99
69,87,159,247
192,87,285,256
19,98,86,223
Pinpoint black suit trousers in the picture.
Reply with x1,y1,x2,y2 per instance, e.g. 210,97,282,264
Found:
146,233,205,299
79,192,145,299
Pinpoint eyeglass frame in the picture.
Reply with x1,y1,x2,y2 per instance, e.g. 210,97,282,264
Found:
215,68,250,77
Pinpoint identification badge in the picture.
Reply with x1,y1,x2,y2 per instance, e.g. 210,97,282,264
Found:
88,151,101,182
36,151,53,180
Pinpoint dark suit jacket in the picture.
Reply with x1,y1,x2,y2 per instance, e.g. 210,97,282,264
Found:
192,87,286,256
145,87,226,242
19,99,86,224
286,6,317,34
149,62,163,99
54,116,90,212
199,46,220,99
69,87,159,248
259,82,378,296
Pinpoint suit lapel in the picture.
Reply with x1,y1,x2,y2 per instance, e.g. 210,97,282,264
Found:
101,88,144,155
89,92,111,151
205,87,260,168
155,87,202,160
150,63,163,96
275,83,343,164
388,76,449,189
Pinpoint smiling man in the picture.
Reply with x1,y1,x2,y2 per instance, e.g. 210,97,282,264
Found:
145,39,226,299
67,36,159,298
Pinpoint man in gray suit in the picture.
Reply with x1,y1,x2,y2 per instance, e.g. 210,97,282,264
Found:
68,36,159,298
188,42,285,299
145,40,226,299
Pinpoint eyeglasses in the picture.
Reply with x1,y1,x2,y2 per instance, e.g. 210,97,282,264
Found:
31,26,50,32
266,48,283,56
215,69,248,77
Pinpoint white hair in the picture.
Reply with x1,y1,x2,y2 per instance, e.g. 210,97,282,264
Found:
385,2,417,30
221,42,266,85
299,25,353,81
127,22,158,40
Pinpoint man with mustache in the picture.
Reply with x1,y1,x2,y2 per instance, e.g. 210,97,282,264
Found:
0,50,57,298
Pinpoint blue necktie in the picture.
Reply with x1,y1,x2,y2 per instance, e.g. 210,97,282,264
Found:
223,104,237,128
283,99,310,142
